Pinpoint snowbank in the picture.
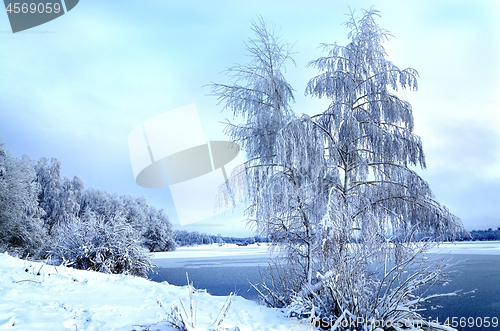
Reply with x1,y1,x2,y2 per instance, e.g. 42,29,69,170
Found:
0,252,297,330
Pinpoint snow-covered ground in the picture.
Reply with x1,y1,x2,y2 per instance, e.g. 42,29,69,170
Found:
0,250,295,331
1,241,499,330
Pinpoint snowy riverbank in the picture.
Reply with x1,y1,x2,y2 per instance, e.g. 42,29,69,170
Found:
0,251,295,330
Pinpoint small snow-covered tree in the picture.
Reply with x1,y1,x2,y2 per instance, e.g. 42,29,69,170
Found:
143,206,176,252
217,233,224,246
121,194,149,234
0,149,45,258
34,157,83,234
286,8,464,325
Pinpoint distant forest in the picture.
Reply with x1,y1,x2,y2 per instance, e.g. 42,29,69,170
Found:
461,227,500,241
174,230,268,247
174,227,500,247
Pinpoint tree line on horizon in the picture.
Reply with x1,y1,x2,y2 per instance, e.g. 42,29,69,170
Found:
173,230,269,247
461,227,500,241
173,227,500,247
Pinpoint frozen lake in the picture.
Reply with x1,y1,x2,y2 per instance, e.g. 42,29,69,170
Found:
150,244,274,300
150,242,500,330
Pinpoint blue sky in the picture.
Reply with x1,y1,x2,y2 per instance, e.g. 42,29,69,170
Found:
1,0,499,236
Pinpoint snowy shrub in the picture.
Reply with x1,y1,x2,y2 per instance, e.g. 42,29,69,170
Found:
252,258,306,309
154,274,240,331
49,210,152,277
286,241,458,329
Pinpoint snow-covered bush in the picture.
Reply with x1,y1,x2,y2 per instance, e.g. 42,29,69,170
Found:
156,274,240,331
287,241,458,329
49,210,152,277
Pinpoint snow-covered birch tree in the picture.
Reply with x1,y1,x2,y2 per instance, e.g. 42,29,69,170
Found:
210,9,464,328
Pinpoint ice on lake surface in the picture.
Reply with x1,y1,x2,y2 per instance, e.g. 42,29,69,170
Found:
153,243,274,267
150,244,276,300
428,241,500,255
151,241,500,269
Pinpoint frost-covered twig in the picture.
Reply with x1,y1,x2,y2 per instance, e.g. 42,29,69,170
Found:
209,293,234,331
158,274,240,331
